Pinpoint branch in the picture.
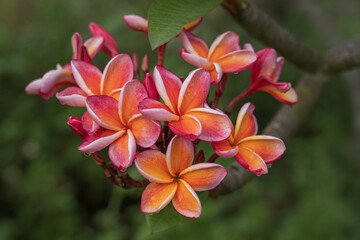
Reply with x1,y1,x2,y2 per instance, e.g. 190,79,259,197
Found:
221,0,322,72
323,37,360,73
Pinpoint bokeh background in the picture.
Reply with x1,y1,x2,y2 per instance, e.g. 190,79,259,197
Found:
1,0,359,239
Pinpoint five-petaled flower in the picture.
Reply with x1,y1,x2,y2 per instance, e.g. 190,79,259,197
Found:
212,103,286,176
249,48,298,105
139,66,232,141
25,32,103,99
25,23,119,99
135,135,227,218
179,30,257,84
78,80,161,169
56,54,133,134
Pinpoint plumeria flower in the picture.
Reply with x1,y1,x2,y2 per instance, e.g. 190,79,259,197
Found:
78,80,161,169
212,103,286,176
249,48,298,105
135,135,227,218
56,54,133,134
139,66,232,141
179,30,257,84
123,14,202,34
25,32,103,99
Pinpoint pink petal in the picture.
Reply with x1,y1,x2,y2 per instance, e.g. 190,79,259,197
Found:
166,135,194,176
153,65,182,113
272,57,286,82
118,80,148,124
139,98,180,121
71,32,83,60
141,182,177,213
123,14,148,33
56,86,87,107
25,79,42,95
81,111,100,135
86,95,124,131
80,46,92,64
39,67,75,99
187,108,232,142
178,69,210,115
238,135,286,164
144,73,159,100
180,163,227,191
243,43,254,52
257,86,298,105
179,49,212,69
252,48,277,81
84,36,104,59
253,75,291,93
235,146,268,176
135,150,174,183
89,22,119,57
209,62,223,85
78,129,124,153
208,31,240,62
212,140,238,158
233,103,258,144
216,50,257,73
67,116,86,138
109,130,136,169
128,114,161,148
100,54,133,96
71,60,102,95
179,30,208,58
168,115,202,141
172,180,201,219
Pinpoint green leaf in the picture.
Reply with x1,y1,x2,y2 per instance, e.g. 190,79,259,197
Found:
145,192,209,233
148,0,222,49
145,205,189,234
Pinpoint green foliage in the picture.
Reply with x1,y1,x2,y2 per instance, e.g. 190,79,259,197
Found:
148,0,222,49
145,192,208,233
145,205,190,234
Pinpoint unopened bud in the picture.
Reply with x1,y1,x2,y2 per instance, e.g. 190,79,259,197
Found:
195,150,205,164
67,116,86,138
123,15,148,34
141,54,149,74
132,53,140,79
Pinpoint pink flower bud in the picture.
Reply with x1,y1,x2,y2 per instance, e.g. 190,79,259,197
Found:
123,15,148,34
67,116,87,138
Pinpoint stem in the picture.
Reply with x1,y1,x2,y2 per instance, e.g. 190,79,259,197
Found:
211,74,228,109
157,44,167,65
91,153,120,186
207,153,219,163
226,86,252,114
162,122,169,149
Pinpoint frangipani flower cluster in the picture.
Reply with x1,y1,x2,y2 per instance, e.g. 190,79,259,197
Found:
25,17,295,218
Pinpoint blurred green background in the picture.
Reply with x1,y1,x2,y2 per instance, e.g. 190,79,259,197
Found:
1,0,359,239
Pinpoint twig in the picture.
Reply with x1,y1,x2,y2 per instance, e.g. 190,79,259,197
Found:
221,0,323,72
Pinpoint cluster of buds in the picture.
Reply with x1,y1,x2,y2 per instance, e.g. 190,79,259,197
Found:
26,15,297,218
